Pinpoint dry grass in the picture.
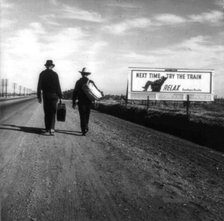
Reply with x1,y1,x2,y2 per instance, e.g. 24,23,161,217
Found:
94,100,224,152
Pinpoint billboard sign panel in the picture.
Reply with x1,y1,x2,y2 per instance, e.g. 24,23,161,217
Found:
128,68,214,101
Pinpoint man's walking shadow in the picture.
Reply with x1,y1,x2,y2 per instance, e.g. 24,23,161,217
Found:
0,124,43,134
0,124,82,136
55,129,83,136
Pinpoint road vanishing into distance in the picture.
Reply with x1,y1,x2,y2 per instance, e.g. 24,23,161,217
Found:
0,97,224,221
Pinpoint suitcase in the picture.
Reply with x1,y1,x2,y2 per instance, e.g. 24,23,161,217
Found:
57,100,66,121
82,80,103,101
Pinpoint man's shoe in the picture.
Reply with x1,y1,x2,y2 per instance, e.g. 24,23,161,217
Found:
84,127,88,134
43,130,50,135
50,129,55,136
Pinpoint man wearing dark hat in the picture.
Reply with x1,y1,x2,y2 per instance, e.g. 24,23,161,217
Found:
72,67,101,136
37,60,62,136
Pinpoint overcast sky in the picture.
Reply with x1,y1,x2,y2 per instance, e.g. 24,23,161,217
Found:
0,0,224,96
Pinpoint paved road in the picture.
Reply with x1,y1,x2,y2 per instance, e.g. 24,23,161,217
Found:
0,99,224,221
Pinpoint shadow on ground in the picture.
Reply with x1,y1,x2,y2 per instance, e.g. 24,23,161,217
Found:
0,124,82,136
55,129,83,136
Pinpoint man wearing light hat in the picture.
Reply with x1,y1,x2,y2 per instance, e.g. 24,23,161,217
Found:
37,60,62,136
72,67,102,136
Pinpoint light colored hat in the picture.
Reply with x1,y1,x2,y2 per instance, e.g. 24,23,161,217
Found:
79,67,91,75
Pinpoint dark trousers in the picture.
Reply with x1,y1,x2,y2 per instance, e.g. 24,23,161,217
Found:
78,103,91,133
43,97,58,130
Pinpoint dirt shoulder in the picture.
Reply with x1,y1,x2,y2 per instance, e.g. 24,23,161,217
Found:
94,102,224,151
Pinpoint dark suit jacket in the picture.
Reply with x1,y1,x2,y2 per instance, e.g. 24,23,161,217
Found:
37,69,62,100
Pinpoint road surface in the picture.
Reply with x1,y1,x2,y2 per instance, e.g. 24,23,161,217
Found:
0,99,224,221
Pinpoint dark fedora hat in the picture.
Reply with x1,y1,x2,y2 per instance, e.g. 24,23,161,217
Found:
79,67,91,75
45,60,55,67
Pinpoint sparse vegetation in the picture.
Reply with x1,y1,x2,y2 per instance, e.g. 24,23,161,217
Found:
93,97,224,152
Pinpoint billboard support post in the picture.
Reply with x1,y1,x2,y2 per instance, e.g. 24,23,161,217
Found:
186,95,190,120
125,80,128,107
147,96,149,109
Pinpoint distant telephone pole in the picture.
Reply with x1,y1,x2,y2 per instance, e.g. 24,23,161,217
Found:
5,79,8,97
19,85,22,96
13,83,17,96
1,79,4,97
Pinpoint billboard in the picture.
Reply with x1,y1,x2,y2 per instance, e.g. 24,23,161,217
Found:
128,68,214,101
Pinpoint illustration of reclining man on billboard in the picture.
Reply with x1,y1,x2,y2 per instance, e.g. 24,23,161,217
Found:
142,76,168,92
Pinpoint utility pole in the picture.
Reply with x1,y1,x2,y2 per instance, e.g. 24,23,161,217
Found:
1,79,4,97
19,85,22,96
5,79,8,97
13,83,17,96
